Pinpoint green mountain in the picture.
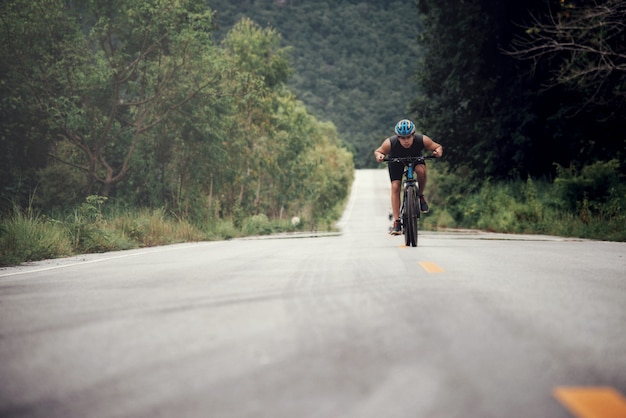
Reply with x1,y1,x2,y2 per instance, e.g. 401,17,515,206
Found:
209,0,422,167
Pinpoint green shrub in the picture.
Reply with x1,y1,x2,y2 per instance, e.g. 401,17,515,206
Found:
113,208,208,246
422,208,456,230
555,159,623,211
119,208,174,246
427,162,625,240
0,207,72,266
207,219,238,240
242,214,273,236
64,195,114,252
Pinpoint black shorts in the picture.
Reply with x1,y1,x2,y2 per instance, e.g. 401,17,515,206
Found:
388,160,425,182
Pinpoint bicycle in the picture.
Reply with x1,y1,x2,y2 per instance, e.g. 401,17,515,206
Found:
383,155,436,247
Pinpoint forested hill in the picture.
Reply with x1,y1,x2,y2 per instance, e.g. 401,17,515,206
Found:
208,0,421,168
210,0,625,180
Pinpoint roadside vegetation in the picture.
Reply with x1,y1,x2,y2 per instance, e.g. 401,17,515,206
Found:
0,0,353,267
422,159,626,241
0,195,350,267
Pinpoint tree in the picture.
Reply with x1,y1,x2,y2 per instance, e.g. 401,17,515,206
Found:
412,0,626,179
1,0,354,225
1,0,220,199
209,0,422,168
506,0,626,116
219,18,293,215
0,0,78,208
412,0,539,178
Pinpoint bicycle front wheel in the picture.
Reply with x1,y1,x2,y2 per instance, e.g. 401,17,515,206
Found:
404,187,418,247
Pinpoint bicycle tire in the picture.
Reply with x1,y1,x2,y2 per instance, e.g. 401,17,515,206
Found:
404,187,418,247
401,196,411,247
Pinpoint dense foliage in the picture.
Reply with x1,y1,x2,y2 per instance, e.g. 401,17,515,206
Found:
0,0,353,229
413,0,625,180
208,0,422,168
422,159,625,241
209,0,625,180
412,0,625,239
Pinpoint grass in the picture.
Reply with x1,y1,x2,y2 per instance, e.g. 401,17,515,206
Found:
0,206,73,266
0,202,309,267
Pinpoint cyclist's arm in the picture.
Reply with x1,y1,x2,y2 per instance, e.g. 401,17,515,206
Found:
423,135,443,157
374,138,392,163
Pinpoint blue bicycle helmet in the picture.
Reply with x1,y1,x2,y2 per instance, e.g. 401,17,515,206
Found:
395,119,415,136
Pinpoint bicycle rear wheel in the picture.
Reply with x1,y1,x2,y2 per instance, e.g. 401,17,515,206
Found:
404,187,418,247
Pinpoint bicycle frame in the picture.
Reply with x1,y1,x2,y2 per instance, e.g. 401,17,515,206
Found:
402,162,420,217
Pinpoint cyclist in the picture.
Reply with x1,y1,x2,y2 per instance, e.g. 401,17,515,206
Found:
374,119,443,235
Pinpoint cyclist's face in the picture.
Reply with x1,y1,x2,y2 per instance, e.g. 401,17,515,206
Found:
398,134,413,148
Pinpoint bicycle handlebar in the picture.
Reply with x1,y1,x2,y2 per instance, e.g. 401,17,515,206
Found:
382,155,438,163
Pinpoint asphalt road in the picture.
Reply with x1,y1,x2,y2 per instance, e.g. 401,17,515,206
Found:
1,169,625,418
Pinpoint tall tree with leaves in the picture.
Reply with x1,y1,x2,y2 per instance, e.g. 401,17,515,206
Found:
505,0,626,167
218,18,293,215
0,0,78,208
1,0,221,200
413,0,625,179
412,0,536,178
507,0,626,116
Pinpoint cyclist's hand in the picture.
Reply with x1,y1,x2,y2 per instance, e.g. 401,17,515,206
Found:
432,146,443,158
376,153,386,163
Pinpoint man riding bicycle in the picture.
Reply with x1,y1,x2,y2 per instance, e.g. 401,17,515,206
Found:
374,119,443,235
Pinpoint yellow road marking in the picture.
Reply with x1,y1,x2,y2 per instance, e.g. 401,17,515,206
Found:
554,387,626,418
418,261,445,273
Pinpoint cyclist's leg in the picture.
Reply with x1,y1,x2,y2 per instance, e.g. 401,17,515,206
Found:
391,180,401,220
415,163,427,195
415,162,429,213
388,162,404,221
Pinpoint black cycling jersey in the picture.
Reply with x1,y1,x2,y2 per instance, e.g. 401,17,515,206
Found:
389,134,425,158
388,134,425,181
